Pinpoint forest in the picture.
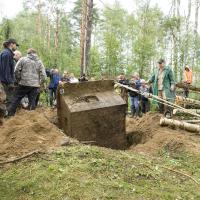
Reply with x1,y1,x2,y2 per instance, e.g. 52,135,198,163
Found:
1,1,200,200
0,0,200,82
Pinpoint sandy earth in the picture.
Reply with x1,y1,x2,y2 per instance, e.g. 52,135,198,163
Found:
0,108,69,161
0,109,199,162
127,113,200,155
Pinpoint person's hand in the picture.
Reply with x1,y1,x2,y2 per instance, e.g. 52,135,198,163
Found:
170,84,175,92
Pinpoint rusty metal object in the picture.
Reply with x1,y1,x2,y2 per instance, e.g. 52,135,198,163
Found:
57,80,127,149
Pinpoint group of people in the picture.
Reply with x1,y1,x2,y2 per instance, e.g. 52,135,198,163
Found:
117,72,152,118
0,38,193,124
47,69,88,106
117,58,193,119
0,39,88,124
0,39,47,119
0,38,89,123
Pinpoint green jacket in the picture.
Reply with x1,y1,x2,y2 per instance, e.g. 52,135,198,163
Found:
150,66,176,102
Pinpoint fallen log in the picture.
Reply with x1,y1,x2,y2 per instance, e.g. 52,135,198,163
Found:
176,96,200,105
160,117,200,134
173,109,200,115
176,82,200,92
183,120,200,124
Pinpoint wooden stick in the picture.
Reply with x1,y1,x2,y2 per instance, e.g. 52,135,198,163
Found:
0,150,41,165
161,166,200,185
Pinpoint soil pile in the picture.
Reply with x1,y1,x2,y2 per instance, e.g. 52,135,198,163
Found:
0,109,69,161
127,113,200,155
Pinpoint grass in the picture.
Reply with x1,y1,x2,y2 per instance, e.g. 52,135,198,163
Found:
0,144,200,200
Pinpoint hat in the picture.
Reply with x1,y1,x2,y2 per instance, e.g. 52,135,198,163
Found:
7,38,19,46
157,59,165,64
185,65,190,70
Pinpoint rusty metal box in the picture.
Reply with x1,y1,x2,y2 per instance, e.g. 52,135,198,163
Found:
57,80,126,149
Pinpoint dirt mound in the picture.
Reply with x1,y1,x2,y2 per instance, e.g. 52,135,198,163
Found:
0,109,70,161
127,113,200,155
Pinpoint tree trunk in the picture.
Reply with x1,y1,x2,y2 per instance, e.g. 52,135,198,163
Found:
80,0,93,76
85,0,94,75
36,0,42,35
184,0,192,64
192,0,200,68
160,117,200,134
54,9,60,66
80,0,87,76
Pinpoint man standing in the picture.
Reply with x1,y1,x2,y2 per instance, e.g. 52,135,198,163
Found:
117,73,129,111
129,72,141,118
149,59,175,118
183,65,192,98
13,50,22,63
0,39,19,108
8,48,46,116
48,68,61,106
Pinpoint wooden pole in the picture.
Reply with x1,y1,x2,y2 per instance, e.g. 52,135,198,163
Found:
160,117,200,134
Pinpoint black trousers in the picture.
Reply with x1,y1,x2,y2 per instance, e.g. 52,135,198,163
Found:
8,85,39,116
49,88,57,106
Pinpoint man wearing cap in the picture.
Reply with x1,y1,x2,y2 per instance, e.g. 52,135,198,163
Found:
0,39,19,109
183,65,192,98
149,59,176,117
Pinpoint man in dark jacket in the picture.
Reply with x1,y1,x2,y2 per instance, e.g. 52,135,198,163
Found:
0,39,19,108
8,48,46,116
129,72,141,118
48,68,61,106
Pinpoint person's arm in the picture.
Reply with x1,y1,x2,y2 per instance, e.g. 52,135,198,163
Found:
39,61,47,85
149,74,155,84
168,68,176,91
14,58,23,83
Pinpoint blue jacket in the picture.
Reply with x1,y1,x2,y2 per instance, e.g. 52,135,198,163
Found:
49,73,61,89
0,48,15,84
129,79,141,97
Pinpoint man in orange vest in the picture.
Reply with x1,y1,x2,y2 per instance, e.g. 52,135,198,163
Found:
183,65,193,97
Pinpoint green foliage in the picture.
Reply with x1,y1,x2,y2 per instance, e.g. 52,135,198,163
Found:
0,0,199,81
0,145,200,200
